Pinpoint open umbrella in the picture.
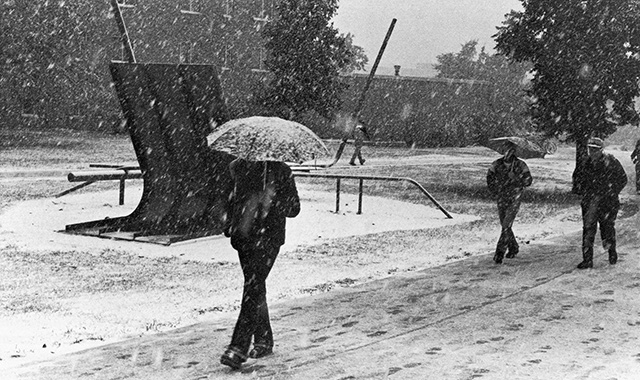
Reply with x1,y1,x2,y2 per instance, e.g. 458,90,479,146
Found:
485,136,548,159
207,116,330,163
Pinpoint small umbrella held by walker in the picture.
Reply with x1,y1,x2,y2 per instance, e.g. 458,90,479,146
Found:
485,136,555,159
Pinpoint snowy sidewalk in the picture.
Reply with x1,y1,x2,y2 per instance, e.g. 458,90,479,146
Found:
6,212,640,380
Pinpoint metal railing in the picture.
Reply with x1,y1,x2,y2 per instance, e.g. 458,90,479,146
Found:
57,165,142,205
58,167,453,219
293,172,452,218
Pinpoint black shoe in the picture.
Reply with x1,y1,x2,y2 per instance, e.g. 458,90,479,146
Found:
493,253,503,264
577,260,593,269
505,249,518,259
349,162,356,166
609,252,618,265
248,344,273,359
360,159,366,165
220,348,247,370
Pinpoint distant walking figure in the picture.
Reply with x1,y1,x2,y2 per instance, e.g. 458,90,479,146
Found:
220,158,300,370
349,124,369,166
630,138,640,194
573,137,627,269
487,141,533,264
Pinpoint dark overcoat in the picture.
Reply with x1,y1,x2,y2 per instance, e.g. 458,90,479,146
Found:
225,159,300,251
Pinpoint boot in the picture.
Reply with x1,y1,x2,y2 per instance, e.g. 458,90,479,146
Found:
493,252,503,264
220,347,247,370
506,246,519,259
249,343,273,359
578,247,593,269
577,260,593,269
609,250,618,265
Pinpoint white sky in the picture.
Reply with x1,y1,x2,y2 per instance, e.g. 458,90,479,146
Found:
332,0,523,69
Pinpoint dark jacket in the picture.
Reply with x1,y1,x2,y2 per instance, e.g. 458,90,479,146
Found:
487,157,533,197
225,159,300,251
631,139,640,164
575,153,627,199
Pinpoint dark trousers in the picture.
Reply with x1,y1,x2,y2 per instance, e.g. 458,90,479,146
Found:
229,244,280,354
636,163,640,192
495,193,522,257
581,195,619,261
350,139,364,164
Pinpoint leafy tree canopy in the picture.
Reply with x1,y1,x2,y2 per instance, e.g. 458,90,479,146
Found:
494,0,640,145
339,33,368,74
1,1,118,129
260,0,355,120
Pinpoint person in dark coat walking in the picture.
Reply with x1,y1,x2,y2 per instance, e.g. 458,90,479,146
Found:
573,137,627,269
349,124,369,166
630,138,640,194
487,141,533,264
220,158,300,370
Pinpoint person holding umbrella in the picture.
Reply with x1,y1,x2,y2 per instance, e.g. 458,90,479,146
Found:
573,137,627,269
486,140,533,264
219,158,300,369
209,116,327,369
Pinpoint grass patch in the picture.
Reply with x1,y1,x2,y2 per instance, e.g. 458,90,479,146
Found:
0,128,136,169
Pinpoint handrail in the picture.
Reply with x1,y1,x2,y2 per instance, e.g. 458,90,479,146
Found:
57,168,142,205
293,172,453,219
58,168,454,219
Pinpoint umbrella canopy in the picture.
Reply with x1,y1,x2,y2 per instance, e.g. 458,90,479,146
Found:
485,136,548,159
207,116,330,163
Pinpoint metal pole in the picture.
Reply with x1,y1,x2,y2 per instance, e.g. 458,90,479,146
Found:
357,178,363,214
55,181,96,198
353,18,397,120
119,178,125,205
111,0,136,63
330,18,397,166
335,178,341,213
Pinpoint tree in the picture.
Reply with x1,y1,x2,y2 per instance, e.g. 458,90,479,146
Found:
260,0,354,120
494,0,640,184
434,40,484,80
434,40,533,144
0,1,118,130
339,33,368,74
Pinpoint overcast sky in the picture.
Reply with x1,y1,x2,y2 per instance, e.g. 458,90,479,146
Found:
332,0,522,70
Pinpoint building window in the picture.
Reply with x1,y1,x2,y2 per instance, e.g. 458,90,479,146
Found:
224,0,234,20
251,0,271,70
179,42,195,64
181,0,198,14
20,81,39,117
253,0,271,30
117,0,136,8
251,48,267,72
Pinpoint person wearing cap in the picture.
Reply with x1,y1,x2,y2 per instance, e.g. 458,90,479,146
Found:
486,141,533,264
573,137,627,269
630,138,640,194
349,124,369,166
